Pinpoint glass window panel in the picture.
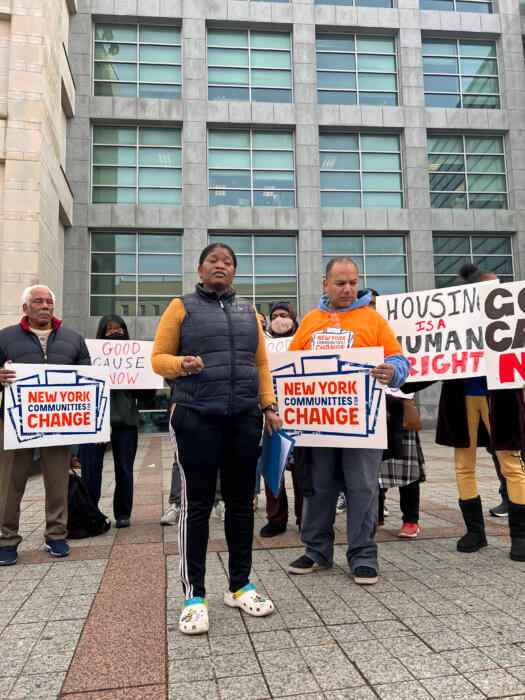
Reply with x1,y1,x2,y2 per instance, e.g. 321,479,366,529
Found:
461,76,499,94
424,75,460,92
319,134,358,151
95,24,137,42
138,168,181,187
432,236,469,254
139,45,180,63
209,170,252,188
139,128,180,146
366,255,406,274
456,1,492,11
357,55,396,72
95,43,137,61
366,276,407,294
138,188,181,205
92,233,136,252
232,257,252,275
141,84,181,100
316,35,355,52
320,153,359,170
428,136,463,153
428,154,465,172
139,234,181,253
93,144,136,166
318,89,357,105
363,192,402,208
91,253,136,274
420,0,454,9
468,193,507,209
435,274,460,288
94,82,137,97
459,41,496,58
91,297,136,317
252,151,294,169
321,191,361,207
362,173,401,190
422,56,459,73
208,87,249,101
251,50,291,69
255,256,296,274
252,132,293,149
208,67,249,85
361,135,399,152
320,172,361,189
252,88,291,102
323,236,363,254
209,190,251,206
252,190,295,207
93,166,136,186
430,192,467,208
91,275,136,295
255,276,296,295
208,29,248,48
232,278,253,295
139,147,181,167
466,155,504,172
139,25,180,44
422,39,457,55
317,53,356,70
138,255,182,274
94,62,137,81
465,136,503,154
358,73,396,90
355,0,393,6
93,125,136,145
429,173,466,191
434,255,470,274
137,277,182,295
361,153,401,170
460,57,497,75
472,255,512,274
362,92,397,106
253,170,295,188
255,236,296,254
366,236,405,254
462,94,499,108
322,255,364,274
138,298,175,316
425,93,460,108
472,236,510,255
251,69,291,88
467,174,506,192
140,65,181,83
318,72,357,90
209,235,252,254
207,47,248,67
92,187,136,204
356,36,395,53
250,32,290,50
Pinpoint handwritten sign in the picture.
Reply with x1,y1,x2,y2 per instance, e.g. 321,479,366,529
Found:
269,348,387,448
376,282,497,382
86,339,163,390
479,280,525,389
4,364,110,449
265,336,293,353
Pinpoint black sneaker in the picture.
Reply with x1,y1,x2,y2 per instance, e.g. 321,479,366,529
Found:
260,522,286,538
287,554,330,574
489,501,508,518
116,518,130,528
353,566,378,585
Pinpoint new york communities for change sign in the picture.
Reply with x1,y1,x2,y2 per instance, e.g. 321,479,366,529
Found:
268,348,387,449
376,281,497,382
4,364,110,450
479,280,525,390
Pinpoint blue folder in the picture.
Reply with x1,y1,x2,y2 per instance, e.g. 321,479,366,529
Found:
257,429,296,498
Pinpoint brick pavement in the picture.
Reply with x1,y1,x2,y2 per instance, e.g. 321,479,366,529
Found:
0,431,524,699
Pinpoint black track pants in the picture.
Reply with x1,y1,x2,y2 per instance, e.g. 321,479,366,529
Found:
171,404,263,599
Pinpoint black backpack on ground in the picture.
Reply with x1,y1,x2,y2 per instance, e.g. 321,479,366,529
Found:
67,470,111,539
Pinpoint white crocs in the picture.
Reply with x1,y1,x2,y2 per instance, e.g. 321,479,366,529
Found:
179,598,209,635
224,583,274,617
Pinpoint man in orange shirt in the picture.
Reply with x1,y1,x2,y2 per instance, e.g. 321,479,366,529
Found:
287,257,409,585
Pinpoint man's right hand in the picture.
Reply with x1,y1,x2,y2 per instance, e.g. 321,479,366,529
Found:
0,361,16,387
181,356,204,375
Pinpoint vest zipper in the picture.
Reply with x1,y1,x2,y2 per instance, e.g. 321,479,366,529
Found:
219,299,235,415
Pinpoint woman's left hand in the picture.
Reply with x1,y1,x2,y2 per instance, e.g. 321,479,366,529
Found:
265,410,283,436
370,363,395,385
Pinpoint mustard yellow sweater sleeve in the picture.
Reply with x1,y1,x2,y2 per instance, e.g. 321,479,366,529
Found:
151,298,187,378
254,311,277,410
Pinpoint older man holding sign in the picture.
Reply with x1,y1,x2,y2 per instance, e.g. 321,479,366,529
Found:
283,256,409,585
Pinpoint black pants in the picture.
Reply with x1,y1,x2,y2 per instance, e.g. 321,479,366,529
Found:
80,426,138,520
172,404,263,599
378,480,420,524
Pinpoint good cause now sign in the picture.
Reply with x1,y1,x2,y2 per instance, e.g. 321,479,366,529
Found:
268,348,387,449
376,281,497,382
4,364,110,449
86,339,164,390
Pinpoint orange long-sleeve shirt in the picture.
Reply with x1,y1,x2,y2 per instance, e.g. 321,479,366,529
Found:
151,297,276,410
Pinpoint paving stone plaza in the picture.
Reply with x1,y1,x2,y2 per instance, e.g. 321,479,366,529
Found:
0,431,523,699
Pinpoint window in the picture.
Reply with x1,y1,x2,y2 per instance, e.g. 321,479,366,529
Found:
208,130,295,207
209,234,297,315
428,134,507,209
92,125,182,206
322,234,408,294
316,0,393,8
420,0,491,13
94,23,181,99
433,234,514,287
90,232,182,317
317,34,397,106
320,133,403,209
207,29,292,103
423,39,500,109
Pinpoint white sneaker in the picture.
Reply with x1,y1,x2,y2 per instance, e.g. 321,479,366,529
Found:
336,491,346,514
224,583,274,617
160,504,180,525
214,500,225,521
179,598,209,635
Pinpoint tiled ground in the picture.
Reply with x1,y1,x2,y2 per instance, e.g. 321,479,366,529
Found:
0,431,524,699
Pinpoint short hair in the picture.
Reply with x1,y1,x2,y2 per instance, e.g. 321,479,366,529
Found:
325,256,358,279
199,243,237,269
21,284,56,307
366,288,380,297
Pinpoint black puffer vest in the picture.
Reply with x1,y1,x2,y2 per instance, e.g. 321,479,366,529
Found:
174,285,260,415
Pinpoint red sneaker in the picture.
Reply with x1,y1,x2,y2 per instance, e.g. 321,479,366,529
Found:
377,521,385,528
398,523,419,538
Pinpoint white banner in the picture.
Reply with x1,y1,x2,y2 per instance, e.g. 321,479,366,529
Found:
3,364,110,449
479,280,525,390
86,339,164,390
376,281,497,382
269,348,387,449
265,336,293,353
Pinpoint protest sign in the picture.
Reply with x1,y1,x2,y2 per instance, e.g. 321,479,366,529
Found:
479,280,525,389
265,336,293,353
86,339,163,390
376,281,497,382
3,363,110,449
268,348,387,448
